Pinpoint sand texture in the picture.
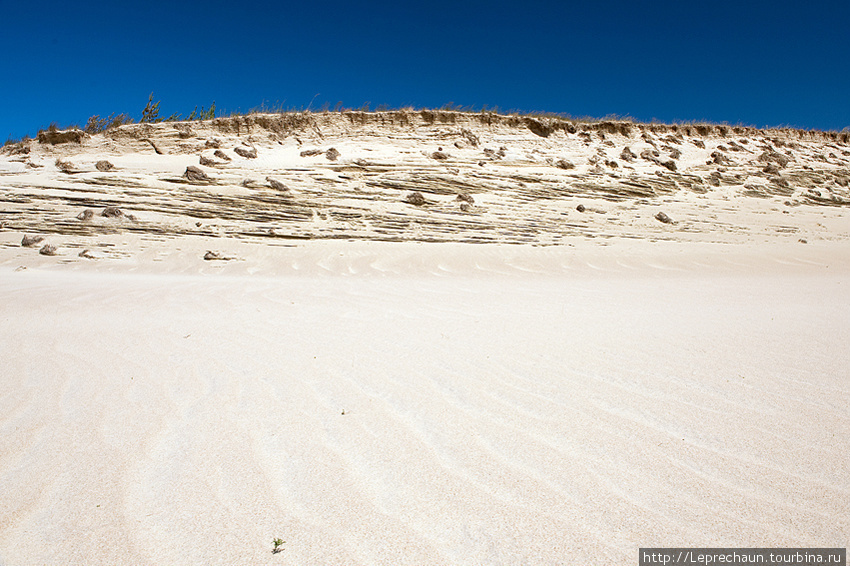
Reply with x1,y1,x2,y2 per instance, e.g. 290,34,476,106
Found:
1,112,849,564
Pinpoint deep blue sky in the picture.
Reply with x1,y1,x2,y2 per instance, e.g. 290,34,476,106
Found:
2,0,848,140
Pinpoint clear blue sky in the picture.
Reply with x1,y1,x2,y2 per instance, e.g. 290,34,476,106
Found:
2,0,848,140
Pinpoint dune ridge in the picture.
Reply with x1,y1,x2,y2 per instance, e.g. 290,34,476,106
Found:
2,111,849,258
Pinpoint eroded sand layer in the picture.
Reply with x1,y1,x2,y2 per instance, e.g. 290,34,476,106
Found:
2,112,849,252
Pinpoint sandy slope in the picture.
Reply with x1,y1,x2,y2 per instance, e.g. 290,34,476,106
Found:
2,111,849,250
0,113,849,564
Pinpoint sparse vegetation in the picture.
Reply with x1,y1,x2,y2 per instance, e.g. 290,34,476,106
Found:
141,93,161,123
272,538,285,554
15,96,850,148
2,134,31,155
187,102,216,121
84,113,133,134
141,93,212,124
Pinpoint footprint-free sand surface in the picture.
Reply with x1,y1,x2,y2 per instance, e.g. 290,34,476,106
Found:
1,241,848,565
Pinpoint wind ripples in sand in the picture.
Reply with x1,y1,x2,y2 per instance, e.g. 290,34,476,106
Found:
1,265,848,563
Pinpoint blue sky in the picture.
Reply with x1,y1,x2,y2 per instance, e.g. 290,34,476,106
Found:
2,0,848,140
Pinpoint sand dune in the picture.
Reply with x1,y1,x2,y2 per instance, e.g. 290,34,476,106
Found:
1,113,849,564
2,111,849,252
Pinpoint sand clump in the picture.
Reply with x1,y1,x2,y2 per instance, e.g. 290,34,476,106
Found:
21,234,44,247
405,191,427,206
38,243,58,255
184,166,210,182
234,145,258,159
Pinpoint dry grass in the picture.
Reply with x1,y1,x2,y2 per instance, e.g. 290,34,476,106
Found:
2,135,31,155
85,113,133,134
22,98,850,146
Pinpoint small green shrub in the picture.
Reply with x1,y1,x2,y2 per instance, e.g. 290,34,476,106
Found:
187,102,216,121
272,538,285,553
140,93,203,123
141,93,161,123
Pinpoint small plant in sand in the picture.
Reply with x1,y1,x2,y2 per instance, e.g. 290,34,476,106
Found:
272,538,285,554
141,93,161,123
187,102,216,121
84,113,134,134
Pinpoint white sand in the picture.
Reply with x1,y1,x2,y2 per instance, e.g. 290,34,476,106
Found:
1,240,848,565
1,113,849,563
